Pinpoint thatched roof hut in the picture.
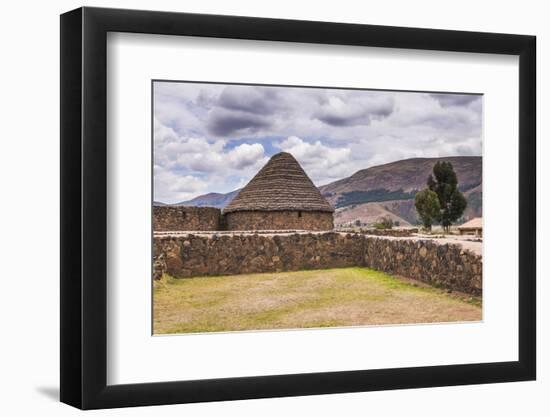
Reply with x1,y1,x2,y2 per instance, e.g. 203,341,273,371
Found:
225,152,334,214
224,152,334,231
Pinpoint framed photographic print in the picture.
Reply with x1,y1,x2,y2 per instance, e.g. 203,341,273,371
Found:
60,6,536,409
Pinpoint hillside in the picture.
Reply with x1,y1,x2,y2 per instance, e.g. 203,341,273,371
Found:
318,156,481,208
320,156,481,226
335,202,413,227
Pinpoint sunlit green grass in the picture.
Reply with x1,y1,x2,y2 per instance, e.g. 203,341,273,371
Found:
153,267,481,334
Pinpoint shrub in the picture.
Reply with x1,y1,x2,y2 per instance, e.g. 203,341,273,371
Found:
373,216,393,229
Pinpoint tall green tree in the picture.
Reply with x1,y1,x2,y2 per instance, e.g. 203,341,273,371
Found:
427,161,467,232
414,189,440,230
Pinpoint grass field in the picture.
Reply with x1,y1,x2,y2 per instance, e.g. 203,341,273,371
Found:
153,267,482,334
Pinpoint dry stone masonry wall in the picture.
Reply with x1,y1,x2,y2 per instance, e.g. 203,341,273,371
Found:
153,206,221,231
363,238,482,294
224,210,334,231
153,232,482,295
359,228,419,237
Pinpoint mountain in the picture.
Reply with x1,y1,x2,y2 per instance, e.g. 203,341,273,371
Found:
318,156,482,226
335,202,413,227
462,183,483,221
319,156,481,207
175,189,241,209
167,156,482,226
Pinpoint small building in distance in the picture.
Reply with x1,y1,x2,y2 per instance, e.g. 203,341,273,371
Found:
458,217,483,237
223,152,334,231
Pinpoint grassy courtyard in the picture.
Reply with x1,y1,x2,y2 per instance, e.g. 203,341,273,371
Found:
153,267,482,334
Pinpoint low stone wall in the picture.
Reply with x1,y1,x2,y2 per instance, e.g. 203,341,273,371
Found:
153,232,482,295
154,232,364,278
153,206,221,231
360,228,419,237
363,238,481,295
224,210,334,231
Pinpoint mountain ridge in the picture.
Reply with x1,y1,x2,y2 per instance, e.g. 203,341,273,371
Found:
318,156,481,207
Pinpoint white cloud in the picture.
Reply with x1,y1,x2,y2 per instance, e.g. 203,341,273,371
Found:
153,82,482,202
277,136,353,184
227,143,266,169
153,166,208,203
153,118,268,203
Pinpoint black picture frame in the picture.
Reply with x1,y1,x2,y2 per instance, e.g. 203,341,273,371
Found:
60,6,536,410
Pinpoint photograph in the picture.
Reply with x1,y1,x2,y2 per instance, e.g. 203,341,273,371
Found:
51,3,540,412
152,81,484,335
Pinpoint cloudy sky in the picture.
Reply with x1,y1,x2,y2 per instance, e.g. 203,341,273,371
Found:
154,81,482,204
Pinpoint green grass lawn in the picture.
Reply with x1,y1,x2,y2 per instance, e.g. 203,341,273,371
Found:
153,267,482,334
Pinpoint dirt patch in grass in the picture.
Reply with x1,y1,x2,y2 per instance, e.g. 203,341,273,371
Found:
153,267,482,334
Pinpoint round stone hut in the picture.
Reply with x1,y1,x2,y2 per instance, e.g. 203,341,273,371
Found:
223,152,334,231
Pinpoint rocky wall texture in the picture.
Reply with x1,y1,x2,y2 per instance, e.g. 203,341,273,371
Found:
363,238,482,295
224,210,334,231
154,232,364,278
153,206,221,231
360,228,419,237
153,233,482,295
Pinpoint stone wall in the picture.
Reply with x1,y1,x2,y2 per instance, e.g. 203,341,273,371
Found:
153,206,221,231
153,232,482,295
224,210,334,231
360,228,419,237
154,232,364,278
363,238,481,295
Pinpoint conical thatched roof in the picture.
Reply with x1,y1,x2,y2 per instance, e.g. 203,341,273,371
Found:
224,152,334,213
